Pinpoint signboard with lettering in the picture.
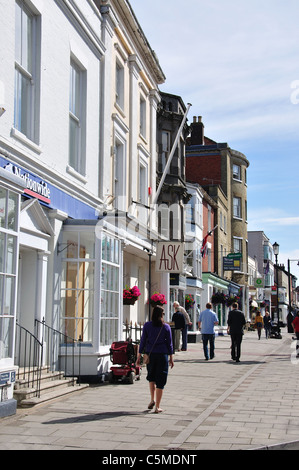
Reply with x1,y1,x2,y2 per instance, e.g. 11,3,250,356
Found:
156,242,184,273
0,371,15,386
223,256,241,271
0,155,98,220
3,162,51,205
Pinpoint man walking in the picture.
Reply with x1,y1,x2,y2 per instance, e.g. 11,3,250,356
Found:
227,302,246,362
198,302,219,360
172,307,185,352
173,301,192,351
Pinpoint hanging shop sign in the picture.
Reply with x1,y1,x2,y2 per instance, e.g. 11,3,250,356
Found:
223,256,241,271
255,278,264,288
156,242,184,273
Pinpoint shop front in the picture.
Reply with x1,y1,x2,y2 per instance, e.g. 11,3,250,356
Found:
0,166,26,417
202,272,230,330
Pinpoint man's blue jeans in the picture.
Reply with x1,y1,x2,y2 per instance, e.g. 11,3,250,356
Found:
202,334,215,360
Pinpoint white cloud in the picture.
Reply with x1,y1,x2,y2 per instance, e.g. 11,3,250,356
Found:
248,208,299,230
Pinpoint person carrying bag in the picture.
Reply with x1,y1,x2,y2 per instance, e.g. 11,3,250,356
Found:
137,306,174,413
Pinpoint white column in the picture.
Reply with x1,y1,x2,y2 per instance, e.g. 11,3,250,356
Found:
36,251,50,342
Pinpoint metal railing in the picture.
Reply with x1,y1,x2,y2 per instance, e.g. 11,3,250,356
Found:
123,320,143,343
15,322,43,398
35,318,82,386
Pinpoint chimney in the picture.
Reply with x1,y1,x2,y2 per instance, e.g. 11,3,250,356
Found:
190,116,204,145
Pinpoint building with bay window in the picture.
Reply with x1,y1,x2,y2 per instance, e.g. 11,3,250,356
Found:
0,0,166,415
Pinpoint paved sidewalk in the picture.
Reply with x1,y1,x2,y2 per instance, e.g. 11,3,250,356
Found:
1,329,299,451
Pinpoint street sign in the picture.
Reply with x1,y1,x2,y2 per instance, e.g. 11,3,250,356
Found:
227,252,242,259
156,242,184,273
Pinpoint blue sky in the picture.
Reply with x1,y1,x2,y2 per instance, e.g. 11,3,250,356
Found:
129,0,299,282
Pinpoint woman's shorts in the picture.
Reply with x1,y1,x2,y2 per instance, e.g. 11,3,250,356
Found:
146,353,169,389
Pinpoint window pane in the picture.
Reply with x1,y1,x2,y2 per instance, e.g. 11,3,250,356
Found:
15,2,22,64
60,232,95,343
0,233,4,273
69,116,79,170
3,276,16,315
0,188,6,229
79,232,95,259
0,317,14,359
83,262,94,290
70,63,80,117
8,191,18,231
233,164,241,179
116,62,124,109
233,197,241,218
14,69,32,136
21,5,33,72
100,260,119,346
6,236,17,275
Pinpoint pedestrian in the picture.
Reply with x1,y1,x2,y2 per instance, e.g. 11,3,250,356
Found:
173,301,192,351
136,306,174,413
292,311,299,358
171,306,185,352
254,311,264,339
227,302,246,362
263,310,271,339
198,302,219,360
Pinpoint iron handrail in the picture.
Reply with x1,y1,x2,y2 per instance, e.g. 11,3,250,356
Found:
35,318,82,386
15,322,43,398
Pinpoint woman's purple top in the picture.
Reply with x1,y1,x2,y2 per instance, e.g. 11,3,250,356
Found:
139,322,173,355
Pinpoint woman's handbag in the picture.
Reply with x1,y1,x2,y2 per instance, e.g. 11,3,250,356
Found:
143,353,150,365
143,327,163,366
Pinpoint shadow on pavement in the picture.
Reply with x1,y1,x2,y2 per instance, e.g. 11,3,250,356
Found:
43,410,149,425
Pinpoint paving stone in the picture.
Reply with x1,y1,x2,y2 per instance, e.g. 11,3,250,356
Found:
1,330,299,451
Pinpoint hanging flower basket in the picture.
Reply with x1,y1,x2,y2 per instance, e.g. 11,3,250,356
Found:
185,294,195,311
226,295,240,307
123,298,136,305
211,292,227,305
150,292,167,307
123,286,141,305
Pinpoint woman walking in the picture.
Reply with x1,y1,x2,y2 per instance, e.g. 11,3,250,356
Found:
254,311,264,340
136,306,174,413
263,310,271,339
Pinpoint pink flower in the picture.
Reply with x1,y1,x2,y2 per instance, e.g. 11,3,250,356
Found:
150,292,167,305
123,286,141,300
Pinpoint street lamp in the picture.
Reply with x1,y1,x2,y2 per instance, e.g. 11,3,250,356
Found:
273,242,280,324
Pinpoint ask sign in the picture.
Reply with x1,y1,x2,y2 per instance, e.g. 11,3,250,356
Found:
156,242,184,273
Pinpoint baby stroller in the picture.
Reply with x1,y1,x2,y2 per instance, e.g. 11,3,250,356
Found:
269,321,282,339
108,340,141,384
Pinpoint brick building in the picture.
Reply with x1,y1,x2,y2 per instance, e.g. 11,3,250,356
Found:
186,116,250,316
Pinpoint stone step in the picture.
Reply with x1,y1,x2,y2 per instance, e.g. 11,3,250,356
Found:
17,383,89,408
14,366,89,408
14,370,64,390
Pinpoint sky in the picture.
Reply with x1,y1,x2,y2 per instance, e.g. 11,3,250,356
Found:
129,0,299,282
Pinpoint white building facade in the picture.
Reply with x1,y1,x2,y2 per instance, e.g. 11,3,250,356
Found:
0,0,166,416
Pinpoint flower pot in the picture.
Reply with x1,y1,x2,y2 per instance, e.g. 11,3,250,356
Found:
123,298,136,305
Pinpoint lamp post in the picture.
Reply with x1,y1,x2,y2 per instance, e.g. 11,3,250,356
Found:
273,242,280,324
